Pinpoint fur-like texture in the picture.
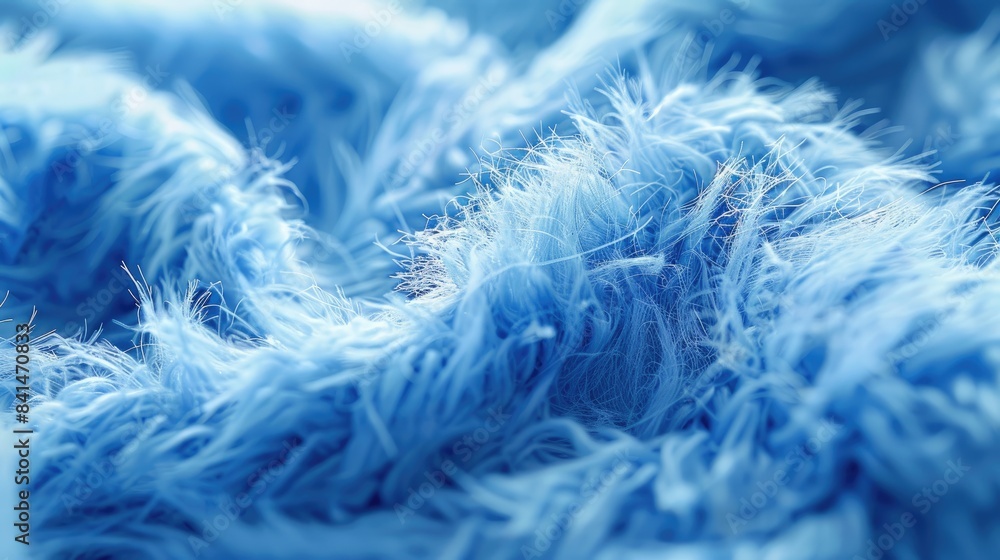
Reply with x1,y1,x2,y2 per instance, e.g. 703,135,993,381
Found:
2,1,999,559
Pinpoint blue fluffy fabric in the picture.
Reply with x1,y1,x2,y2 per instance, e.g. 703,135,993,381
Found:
2,1,1000,559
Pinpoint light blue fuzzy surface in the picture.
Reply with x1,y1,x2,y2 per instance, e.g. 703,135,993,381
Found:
1,1,1000,559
